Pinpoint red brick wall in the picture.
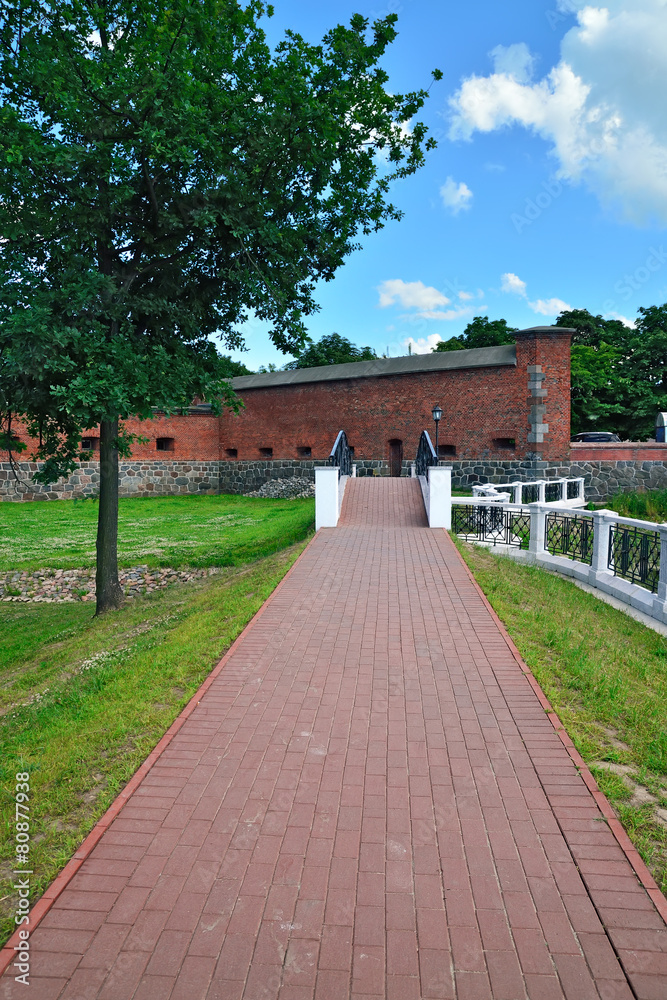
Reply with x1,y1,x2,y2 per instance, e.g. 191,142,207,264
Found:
0,413,221,463
571,442,667,461
221,329,573,463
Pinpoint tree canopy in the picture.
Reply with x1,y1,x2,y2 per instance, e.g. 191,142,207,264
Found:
283,332,377,369
0,0,439,611
557,306,667,439
432,316,518,352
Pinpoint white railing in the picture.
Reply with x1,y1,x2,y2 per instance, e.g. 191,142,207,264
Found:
451,495,667,627
472,477,586,507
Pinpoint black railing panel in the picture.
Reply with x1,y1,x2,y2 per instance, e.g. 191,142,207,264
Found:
608,523,660,593
329,430,352,478
452,504,530,549
416,430,437,478
522,483,539,504
567,480,581,500
546,512,594,564
545,481,562,502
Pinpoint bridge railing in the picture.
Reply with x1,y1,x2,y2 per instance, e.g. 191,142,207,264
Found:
329,430,352,479
471,478,586,507
415,430,438,478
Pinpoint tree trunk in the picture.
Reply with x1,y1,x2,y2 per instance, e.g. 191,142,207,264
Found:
95,418,124,614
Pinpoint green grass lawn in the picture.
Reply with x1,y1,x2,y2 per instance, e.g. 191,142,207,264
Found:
603,487,667,521
457,539,667,894
0,543,307,947
0,493,315,571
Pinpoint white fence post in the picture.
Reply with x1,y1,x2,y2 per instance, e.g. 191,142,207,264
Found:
653,525,667,618
428,466,451,529
589,510,614,583
513,483,523,505
560,478,568,502
576,477,585,502
528,503,547,556
537,481,546,503
315,467,340,529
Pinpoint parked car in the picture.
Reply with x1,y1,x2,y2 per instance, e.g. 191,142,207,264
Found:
571,431,621,442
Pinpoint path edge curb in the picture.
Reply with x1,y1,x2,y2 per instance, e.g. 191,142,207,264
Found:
0,536,316,978
449,531,667,925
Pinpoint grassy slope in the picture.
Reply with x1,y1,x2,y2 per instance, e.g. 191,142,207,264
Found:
457,539,667,893
0,543,307,946
0,493,315,571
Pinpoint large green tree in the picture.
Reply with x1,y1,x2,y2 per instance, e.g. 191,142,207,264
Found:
0,0,439,613
432,316,518,352
283,332,377,369
556,307,667,438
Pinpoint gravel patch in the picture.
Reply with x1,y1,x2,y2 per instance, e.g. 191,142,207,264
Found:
0,565,220,603
243,477,315,499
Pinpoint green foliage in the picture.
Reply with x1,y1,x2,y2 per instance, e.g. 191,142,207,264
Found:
558,306,667,438
0,493,315,571
0,0,438,479
605,489,667,522
432,315,518,352
283,332,377,369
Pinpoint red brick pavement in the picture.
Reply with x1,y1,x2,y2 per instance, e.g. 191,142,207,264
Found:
2,477,666,999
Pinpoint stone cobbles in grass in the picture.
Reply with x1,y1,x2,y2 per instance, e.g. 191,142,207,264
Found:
0,566,220,603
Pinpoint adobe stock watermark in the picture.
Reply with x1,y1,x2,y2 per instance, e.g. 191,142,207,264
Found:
12,771,32,985
601,246,667,320
545,0,587,31
511,177,564,234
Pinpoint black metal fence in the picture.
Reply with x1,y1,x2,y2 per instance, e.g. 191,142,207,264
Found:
452,504,530,549
546,512,594,565
544,481,562,502
521,483,539,504
567,480,581,500
608,523,660,593
329,430,352,478
416,430,437,478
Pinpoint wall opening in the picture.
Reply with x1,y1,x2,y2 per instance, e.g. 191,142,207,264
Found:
493,438,516,451
297,446,311,457
388,439,403,477
259,447,273,458
225,448,238,458
80,437,100,452
156,437,175,452
438,444,456,458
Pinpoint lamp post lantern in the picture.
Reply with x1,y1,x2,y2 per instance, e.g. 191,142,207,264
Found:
432,404,442,462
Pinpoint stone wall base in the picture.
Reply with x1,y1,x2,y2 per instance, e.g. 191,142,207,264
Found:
2,457,667,503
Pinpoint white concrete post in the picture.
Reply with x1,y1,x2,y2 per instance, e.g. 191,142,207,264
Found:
513,483,523,505
653,525,667,618
576,478,585,502
589,510,614,583
428,466,451,529
560,478,568,502
352,465,357,478
410,464,416,479
315,467,340,529
537,481,546,503
528,503,547,556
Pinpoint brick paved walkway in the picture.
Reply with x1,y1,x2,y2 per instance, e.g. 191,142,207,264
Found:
2,477,666,999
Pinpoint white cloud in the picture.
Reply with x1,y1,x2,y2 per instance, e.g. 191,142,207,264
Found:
500,272,571,315
458,290,474,301
606,311,637,328
377,279,450,311
530,297,572,315
490,42,536,83
501,272,528,296
440,177,473,215
405,334,446,354
448,1,667,224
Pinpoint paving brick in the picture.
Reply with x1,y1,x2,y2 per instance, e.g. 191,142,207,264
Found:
4,483,666,1000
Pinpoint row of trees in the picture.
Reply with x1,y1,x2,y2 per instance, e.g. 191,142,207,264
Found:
432,309,667,439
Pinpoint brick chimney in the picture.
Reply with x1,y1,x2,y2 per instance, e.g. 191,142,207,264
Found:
515,326,574,461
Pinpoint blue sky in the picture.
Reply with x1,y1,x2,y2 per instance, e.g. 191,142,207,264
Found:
227,0,667,370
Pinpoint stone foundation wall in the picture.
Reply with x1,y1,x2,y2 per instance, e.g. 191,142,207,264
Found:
3,457,667,503
0,461,220,501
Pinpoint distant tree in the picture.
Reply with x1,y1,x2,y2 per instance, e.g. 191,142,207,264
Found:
219,357,252,378
432,316,518,352
283,333,377,369
0,1,439,613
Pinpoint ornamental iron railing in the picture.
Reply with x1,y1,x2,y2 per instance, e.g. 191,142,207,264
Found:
567,480,580,500
452,504,530,549
329,430,352,478
522,483,539,504
416,430,438,478
544,481,562,503
546,512,594,565
608,523,660,593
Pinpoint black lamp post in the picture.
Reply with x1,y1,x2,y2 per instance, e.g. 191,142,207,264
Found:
432,404,442,462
